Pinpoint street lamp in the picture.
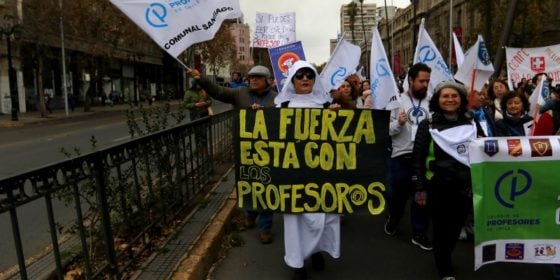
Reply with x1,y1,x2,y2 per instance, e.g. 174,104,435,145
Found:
0,15,20,121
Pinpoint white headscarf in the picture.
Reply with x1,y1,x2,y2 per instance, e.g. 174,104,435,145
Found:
274,60,332,107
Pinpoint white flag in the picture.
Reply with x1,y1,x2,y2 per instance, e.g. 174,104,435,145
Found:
455,35,494,92
430,124,477,167
319,39,362,91
110,0,242,57
370,28,400,110
528,77,549,119
403,18,453,95
453,32,465,67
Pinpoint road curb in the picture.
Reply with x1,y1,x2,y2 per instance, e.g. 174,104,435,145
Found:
170,187,237,280
0,121,25,128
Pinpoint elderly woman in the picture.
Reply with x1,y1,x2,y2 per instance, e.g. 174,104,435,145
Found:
274,60,337,280
495,91,533,136
412,80,479,280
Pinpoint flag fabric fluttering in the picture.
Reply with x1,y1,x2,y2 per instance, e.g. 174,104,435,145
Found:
453,31,465,68
319,39,362,91
528,77,549,128
110,0,242,58
455,35,494,92
403,18,453,95
369,28,400,110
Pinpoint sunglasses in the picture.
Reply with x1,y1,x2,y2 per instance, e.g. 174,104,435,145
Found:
293,70,316,80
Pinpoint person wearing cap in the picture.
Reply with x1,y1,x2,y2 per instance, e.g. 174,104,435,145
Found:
186,65,277,244
274,60,336,280
412,80,480,280
385,62,433,252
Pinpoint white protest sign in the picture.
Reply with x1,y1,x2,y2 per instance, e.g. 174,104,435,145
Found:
253,12,296,48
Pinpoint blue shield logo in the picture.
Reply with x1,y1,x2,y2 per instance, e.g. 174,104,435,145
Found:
484,140,499,157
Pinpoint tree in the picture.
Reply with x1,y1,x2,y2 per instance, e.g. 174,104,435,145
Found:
198,24,237,80
346,1,359,44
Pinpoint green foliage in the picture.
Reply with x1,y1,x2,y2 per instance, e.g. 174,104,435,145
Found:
55,103,191,274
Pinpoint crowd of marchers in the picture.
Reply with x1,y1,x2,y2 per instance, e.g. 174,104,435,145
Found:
182,62,560,280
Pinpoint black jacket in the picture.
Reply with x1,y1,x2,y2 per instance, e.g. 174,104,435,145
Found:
412,113,476,192
495,114,533,136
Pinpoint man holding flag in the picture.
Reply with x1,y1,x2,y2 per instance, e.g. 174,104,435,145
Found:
384,62,433,252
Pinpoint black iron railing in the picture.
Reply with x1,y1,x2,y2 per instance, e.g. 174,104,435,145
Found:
0,110,234,279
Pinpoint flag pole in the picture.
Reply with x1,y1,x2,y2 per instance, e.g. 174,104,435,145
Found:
174,57,192,71
530,104,539,135
468,69,476,110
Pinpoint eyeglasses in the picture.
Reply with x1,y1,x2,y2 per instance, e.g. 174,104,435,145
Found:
294,70,316,80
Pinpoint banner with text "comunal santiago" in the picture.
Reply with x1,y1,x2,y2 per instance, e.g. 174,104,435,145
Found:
110,0,242,58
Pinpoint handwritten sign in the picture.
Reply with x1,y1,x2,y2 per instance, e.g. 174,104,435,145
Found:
235,108,391,215
253,12,296,49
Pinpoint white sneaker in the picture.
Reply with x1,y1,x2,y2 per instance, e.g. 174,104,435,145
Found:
442,277,456,280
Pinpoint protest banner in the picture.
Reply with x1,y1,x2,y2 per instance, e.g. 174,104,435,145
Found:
268,41,306,93
110,0,241,58
506,44,560,86
470,136,560,269
234,108,390,215
253,12,296,49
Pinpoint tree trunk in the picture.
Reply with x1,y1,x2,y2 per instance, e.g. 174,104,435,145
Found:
492,0,519,78
36,58,47,118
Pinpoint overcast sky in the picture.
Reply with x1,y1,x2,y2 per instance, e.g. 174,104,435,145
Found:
238,0,410,65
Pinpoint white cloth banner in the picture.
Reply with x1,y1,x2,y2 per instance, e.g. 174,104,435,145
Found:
429,124,477,167
319,39,361,91
253,12,296,48
455,35,495,92
453,32,465,68
506,44,560,86
370,28,400,110
110,0,242,58
403,18,453,95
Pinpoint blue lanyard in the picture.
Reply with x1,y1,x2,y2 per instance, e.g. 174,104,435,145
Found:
409,95,422,125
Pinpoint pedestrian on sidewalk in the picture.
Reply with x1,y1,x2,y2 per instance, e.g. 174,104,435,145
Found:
186,65,277,245
384,63,433,251
45,92,53,114
274,60,338,280
412,80,479,280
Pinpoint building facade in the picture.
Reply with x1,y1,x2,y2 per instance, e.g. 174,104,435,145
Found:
379,0,560,77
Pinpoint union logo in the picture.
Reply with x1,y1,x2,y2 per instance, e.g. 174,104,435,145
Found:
534,244,556,260
505,243,524,260
529,139,552,157
484,140,499,157
530,56,546,72
507,139,522,157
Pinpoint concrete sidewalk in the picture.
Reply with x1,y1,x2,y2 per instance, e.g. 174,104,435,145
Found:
0,100,183,128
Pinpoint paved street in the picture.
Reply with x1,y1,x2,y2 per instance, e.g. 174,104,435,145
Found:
209,212,554,280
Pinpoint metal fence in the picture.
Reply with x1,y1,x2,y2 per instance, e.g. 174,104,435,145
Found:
0,110,234,279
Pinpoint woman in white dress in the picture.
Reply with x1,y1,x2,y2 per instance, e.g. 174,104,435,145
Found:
274,60,340,280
